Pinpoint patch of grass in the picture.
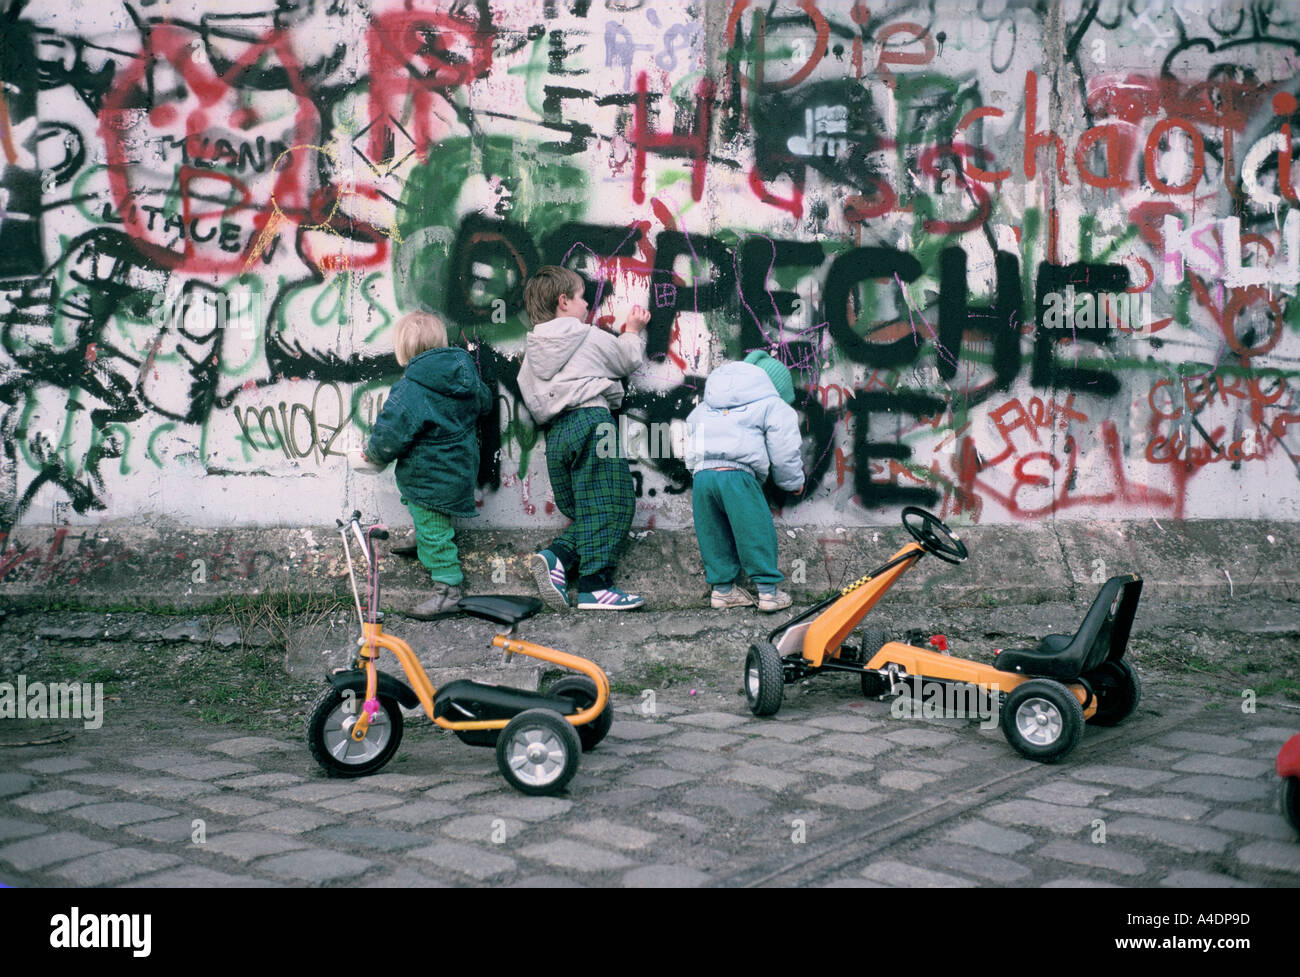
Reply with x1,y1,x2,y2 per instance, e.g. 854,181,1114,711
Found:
616,659,711,692
207,578,350,668
160,649,315,733
1253,677,1300,700
22,648,122,691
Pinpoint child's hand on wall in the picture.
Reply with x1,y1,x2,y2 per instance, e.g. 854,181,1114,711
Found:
347,448,387,474
624,306,650,333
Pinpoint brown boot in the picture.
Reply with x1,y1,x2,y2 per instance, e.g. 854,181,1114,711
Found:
408,583,463,620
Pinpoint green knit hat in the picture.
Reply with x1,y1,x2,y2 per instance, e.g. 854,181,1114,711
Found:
744,350,795,404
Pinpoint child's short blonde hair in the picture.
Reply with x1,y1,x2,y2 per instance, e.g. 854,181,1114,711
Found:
393,311,448,366
524,265,584,326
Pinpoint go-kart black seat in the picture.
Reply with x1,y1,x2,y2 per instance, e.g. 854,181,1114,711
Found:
455,595,543,627
994,575,1142,681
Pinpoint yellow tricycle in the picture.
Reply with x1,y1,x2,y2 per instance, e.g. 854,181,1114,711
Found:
306,513,613,795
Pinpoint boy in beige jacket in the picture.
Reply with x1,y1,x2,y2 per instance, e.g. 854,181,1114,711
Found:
516,266,649,611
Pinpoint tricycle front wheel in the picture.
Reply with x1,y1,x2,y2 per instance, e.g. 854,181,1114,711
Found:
306,685,404,777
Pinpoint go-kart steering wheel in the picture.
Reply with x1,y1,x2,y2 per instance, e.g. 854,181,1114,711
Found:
901,507,968,564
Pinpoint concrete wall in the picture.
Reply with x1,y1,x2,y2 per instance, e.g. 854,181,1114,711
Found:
2,0,1299,536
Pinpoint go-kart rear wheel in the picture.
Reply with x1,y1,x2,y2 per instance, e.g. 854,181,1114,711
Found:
496,709,581,796
1000,679,1084,763
745,642,784,717
1284,778,1300,835
1084,660,1141,727
861,671,890,697
858,629,891,697
547,676,613,751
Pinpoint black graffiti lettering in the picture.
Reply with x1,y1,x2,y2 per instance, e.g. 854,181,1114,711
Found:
190,219,218,243
446,214,540,325
218,222,242,253
937,247,1022,398
824,247,925,367
647,231,735,359
542,221,643,310
1032,261,1129,396
848,390,944,508
737,237,824,355
540,86,598,155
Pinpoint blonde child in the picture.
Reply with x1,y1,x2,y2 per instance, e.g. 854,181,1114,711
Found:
358,312,492,618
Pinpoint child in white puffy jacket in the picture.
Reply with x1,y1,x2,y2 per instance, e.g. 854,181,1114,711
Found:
685,350,804,612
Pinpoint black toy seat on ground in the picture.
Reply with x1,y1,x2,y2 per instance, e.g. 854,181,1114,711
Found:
455,595,543,627
994,575,1143,681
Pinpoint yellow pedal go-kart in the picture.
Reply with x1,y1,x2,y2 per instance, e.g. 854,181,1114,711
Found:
306,513,613,795
744,507,1143,763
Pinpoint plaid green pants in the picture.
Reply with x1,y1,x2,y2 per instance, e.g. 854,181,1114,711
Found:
544,407,635,591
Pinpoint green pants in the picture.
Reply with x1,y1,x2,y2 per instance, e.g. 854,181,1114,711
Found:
691,469,782,589
407,500,463,586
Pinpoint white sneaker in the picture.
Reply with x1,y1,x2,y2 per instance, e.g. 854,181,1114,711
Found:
758,589,792,613
711,586,756,609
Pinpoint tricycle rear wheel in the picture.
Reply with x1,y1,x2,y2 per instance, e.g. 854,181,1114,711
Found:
496,709,581,796
547,676,613,751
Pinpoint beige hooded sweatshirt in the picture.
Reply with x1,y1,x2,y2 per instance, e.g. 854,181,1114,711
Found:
516,316,647,426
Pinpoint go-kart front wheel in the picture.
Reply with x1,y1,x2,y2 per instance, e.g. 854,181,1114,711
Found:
1000,679,1084,763
1084,660,1141,727
745,642,784,716
496,709,581,796
306,685,404,777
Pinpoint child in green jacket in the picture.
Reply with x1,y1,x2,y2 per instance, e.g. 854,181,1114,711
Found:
359,312,493,618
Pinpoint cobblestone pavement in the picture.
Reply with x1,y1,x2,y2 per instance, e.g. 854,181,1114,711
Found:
2,670,1298,889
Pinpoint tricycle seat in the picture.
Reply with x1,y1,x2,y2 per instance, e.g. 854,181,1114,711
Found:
995,575,1142,681
456,595,543,627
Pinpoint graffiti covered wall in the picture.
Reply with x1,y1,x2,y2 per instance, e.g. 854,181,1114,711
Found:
2,0,1299,534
